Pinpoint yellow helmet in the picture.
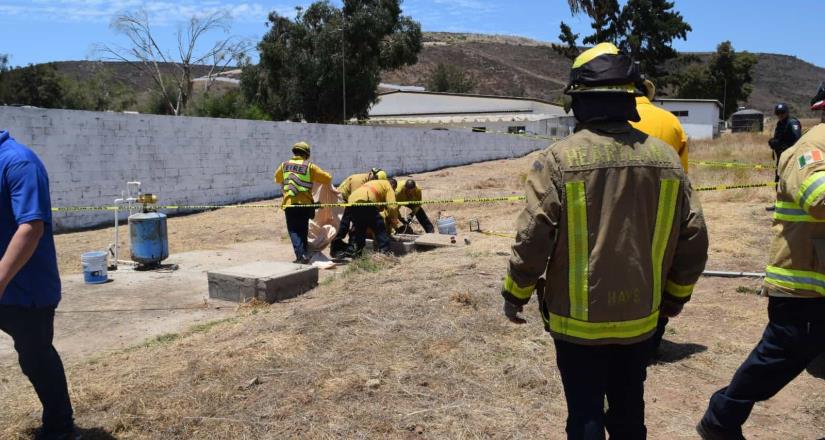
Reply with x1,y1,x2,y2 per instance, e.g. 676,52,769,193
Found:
565,42,644,96
375,170,388,180
292,141,311,156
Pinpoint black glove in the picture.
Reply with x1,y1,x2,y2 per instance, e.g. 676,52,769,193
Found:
503,301,526,324
660,300,684,318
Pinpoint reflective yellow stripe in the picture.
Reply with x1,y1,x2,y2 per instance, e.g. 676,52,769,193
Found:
773,200,825,222
566,181,589,321
797,172,825,212
665,280,694,299
651,179,680,311
546,311,660,340
572,42,619,68
503,274,535,301
765,266,825,296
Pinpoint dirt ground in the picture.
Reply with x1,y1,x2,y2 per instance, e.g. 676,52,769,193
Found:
4,132,824,439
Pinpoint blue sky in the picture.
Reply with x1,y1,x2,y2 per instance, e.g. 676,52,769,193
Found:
1,0,823,68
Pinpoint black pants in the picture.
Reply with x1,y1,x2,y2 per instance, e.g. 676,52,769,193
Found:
334,206,354,242
351,206,391,253
284,206,315,261
701,297,825,437
413,207,435,234
554,338,651,440
0,305,74,435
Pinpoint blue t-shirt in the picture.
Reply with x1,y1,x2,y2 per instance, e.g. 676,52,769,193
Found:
0,131,61,307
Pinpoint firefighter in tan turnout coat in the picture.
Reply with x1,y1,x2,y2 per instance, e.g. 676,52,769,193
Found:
500,43,709,438
698,82,825,440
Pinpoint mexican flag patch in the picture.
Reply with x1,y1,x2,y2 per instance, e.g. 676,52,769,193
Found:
799,150,824,169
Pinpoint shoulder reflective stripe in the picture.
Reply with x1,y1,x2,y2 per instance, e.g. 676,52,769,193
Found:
665,280,694,298
798,172,825,211
651,179,680,312
765,266,825,296
546,311,659,340
566,181,589,321
503,274,535,301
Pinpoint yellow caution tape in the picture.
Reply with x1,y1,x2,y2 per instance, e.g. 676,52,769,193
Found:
50,183,776,214
694,182,776,192
689,160,775,170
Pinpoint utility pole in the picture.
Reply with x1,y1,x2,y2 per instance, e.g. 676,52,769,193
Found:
341,14,347,125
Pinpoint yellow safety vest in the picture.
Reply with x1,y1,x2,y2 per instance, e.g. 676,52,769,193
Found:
281,159,313,197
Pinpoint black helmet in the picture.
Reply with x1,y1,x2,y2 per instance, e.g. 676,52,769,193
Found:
774,103,789,115
811,82,825,111
565,42,644,96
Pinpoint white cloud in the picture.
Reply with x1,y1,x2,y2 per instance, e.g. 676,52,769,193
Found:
0,0,275,24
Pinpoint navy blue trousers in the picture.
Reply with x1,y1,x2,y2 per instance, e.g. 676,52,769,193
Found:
350,206,391,253
554,338,651,440
333,207,354,242
284,206,315,261
0,305,74,435
702,297,825,437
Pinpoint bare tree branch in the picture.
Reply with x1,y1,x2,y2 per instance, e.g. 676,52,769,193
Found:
95,8,252,115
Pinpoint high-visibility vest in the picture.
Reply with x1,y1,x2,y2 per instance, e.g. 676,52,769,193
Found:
281,159,313,197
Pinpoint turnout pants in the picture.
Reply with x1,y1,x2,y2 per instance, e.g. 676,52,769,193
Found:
351,206,391,253
554,338,651,440
701,297,825,438
284,205,316,261
413,207,435,234
333,207,354,243
0,305,74,435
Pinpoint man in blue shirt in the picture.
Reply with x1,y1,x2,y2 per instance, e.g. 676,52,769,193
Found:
0,130,76,439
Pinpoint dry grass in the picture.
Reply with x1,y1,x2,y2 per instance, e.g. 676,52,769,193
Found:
4,132,825,439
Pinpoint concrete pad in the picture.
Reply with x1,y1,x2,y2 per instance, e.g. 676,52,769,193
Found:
208,261,319,303
365,239,416,255
414,233,468,249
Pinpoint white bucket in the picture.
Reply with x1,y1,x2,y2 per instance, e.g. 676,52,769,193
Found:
437,216,457,235
81,251,108,284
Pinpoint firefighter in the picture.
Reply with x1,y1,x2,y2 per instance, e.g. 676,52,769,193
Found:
347,178,398,256
697,83,825,440
631,79,689,172
274,141,332,264
331,168,387,257
394,179,435,234
631,78,691,361
500,43,709,439
769,103,802,183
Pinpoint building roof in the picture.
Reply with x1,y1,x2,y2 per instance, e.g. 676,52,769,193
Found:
377,90,561,107
731,108,764,116
652,98,723,110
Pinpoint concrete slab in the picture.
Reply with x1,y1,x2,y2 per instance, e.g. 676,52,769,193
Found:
414,233,468,249
364,239,416,255
208,261,319,303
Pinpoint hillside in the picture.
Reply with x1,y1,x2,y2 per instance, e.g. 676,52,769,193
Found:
383,33,825,116
39,33,825,117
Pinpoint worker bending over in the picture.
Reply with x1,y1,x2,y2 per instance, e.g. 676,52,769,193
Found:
332,168,387,257
274,141,332,264
394,179,435,234
500,43,708,439
347,178,398,256
697,82,825,440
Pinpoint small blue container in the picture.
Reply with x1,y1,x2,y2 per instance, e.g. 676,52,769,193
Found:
129,212,169,265
81,251,109,284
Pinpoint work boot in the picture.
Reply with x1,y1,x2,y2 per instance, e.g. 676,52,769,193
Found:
330,239,347,258
696,419,744,440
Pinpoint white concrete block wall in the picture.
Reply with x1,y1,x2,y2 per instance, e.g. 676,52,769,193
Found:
1,106,548,231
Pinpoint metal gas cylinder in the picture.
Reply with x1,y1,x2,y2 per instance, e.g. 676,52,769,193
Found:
129,212,169,265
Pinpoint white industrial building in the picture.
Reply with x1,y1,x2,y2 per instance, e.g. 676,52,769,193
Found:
367,91,575,138
651,98,723,139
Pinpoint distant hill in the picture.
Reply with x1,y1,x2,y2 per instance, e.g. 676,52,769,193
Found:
383,33,825,117
36,33,825,117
